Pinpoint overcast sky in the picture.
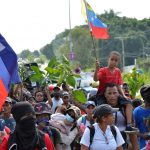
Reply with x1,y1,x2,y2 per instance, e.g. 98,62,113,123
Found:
0,0,150,54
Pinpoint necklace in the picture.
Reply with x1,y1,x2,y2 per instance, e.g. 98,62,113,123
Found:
99,125,109,144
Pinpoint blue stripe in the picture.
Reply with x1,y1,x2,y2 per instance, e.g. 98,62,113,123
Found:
87,9,107,28
0,57,10,91
0,34,21,91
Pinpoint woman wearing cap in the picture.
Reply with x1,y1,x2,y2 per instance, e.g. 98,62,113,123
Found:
50,106,79,150
34,102,62,150
80,104,124,150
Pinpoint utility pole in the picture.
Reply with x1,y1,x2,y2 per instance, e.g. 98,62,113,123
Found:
115,37,127,71
68,0,74,60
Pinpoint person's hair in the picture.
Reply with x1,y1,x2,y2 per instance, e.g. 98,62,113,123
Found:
140,85,150,103
34,90,44,97
96,113,111,123
109,51,121,59
132,99,142,108
55,105,67,114
104,83,118,93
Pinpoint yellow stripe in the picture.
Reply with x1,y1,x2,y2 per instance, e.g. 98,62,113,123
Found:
81,0,87,21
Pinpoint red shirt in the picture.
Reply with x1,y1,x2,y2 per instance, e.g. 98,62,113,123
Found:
97,67,123,95
0,133,54,150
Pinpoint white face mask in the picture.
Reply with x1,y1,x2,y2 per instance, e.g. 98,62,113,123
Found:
65,114,74,123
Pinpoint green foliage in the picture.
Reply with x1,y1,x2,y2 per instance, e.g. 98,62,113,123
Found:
72,90,87,103
40,43,55,59
19,49,32,59
24,55,81,88
18,62,26,82
123,67,146,98
30,66,46,86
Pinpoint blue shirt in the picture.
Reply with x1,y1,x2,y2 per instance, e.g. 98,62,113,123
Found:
0,117,16,132
133,106,150,149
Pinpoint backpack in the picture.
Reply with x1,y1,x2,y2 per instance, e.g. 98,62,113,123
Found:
81,115,95,126
81,115,87,125
8,130,47,150
87,125,117,146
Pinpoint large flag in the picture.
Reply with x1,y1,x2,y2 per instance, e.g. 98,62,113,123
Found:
81,0,109,39
0,34,21,109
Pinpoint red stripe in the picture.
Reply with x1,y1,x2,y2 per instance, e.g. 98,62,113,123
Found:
0,79,8,110
90,23,109,39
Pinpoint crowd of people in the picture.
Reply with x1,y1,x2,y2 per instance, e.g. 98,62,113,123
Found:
0,51,150,150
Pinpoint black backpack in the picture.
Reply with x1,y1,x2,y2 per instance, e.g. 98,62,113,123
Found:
8,130,47,150
87,125,117,146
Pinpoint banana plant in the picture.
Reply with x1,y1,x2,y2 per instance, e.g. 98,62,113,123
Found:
19,55,86,103
123,67,146,98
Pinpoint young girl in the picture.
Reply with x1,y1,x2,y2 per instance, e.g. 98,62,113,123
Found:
93,51,134,132
94,51,125,97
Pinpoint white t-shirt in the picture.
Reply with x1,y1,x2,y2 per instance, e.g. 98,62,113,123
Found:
51,97,63,113
80,123,125,150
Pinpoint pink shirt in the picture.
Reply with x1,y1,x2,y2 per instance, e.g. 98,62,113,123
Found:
97,67,123,95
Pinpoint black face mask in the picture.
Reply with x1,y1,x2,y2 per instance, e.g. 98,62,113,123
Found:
19,116,36,133
12,116,38,150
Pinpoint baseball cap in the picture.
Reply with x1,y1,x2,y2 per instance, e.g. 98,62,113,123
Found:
34,102,52,115
5,97,12,103
93,104,119,118
62,92,69,97
84,101,96,108
66,106,81,119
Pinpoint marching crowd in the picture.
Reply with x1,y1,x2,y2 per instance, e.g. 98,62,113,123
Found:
0,51,150,150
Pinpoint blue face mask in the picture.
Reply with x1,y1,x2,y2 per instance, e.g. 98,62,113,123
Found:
36,118,49,126
66,114,74,123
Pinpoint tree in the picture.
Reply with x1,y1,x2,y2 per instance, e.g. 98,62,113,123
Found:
19,49,32,59
40,44,55,59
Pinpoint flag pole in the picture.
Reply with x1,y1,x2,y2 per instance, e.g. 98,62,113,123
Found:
83,0,97,60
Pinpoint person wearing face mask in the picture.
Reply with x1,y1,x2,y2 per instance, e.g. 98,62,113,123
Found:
0,102,54,150
51,106,79,150
34,102,62,150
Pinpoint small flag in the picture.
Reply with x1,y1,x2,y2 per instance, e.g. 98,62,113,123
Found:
0,34,21,109
81,0,109,39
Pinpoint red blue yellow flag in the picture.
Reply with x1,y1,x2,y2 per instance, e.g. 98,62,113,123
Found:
81,0,109,39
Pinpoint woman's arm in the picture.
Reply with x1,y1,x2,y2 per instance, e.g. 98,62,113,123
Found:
80,144,89,150
116,146,123,150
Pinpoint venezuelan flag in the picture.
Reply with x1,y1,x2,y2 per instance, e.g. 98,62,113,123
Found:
81,0,109,39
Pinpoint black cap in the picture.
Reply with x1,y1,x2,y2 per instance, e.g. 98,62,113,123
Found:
140,84,150,102
93,104,119,118
11,102,35,122
53,86,60,91
34,102,52,115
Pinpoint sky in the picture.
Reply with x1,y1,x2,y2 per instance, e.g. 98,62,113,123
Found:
0,0,150,54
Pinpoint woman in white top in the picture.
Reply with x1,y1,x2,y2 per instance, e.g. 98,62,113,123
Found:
80,104,124,150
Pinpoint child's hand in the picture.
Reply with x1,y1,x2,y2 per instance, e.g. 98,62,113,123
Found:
95,59,100,70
